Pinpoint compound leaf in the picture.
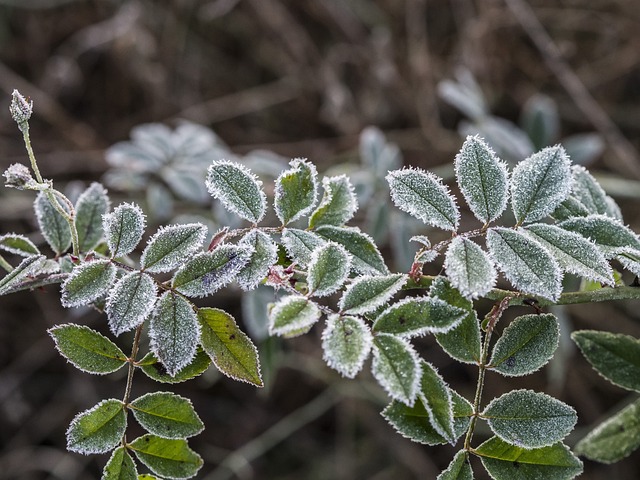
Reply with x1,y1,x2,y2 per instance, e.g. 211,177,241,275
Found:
444,237,497,299
130,392,204,439
274,158,318,225
66,399,126,454
281,228,325,267
321,315,373,378
106,271,157,336
141,223,207,273
103,202,146,258
0,233,39,257
309,175,358,228
129,435,203,479
437,450,473,480
315,225,388,275
372,334,421,406
61,259,117,307
75,182,110,252
559,215,640,258
307,242,351,297
269,295,321,338
34,191,72,255
339,273,407,315
138,348,211,384
103,446,137,480
236,229,278,290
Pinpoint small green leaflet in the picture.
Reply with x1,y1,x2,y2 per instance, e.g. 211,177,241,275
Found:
475,437,583,480
570,165,615,217
66,399,126,454
75,182,110,252
34,191,72,255
559,215,640,258
206,160,267,223
386,167,459,231
138,348,211,384
103,202,146,258
437,450,473,480
274,158,318,225
237,229,278,290
575,398,640,463
103,446,137,480
129,435,203,479
482,389,577,448
106,271,157,336
420,361,455,443
315,225,388,275
552,196,590,221
309,175,358,228
130,391,204,439
198,307,263,386
140,223,207,273
454,135,508,224
571,330,640,392
372,334,421,406
0,255,51,296
269,295,321,338
321,315,373,378
281,228,326,267
339,273,407,315
0,233,39,257
307,242,351,297
61,259,116,308
49,324,127,374
444,237,497,299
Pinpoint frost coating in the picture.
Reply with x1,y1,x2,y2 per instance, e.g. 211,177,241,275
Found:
386,167,460,231
129,391,204,439
0,233,39,257
141,223,207,273
444,237,497,299
315,225,388,275
437,450,473,480
103,202,146,258
455,135,509,224
511,145,572,224
419,361,455,443
372,334,422,406
66,399,126,454
571,165,613,217
307,242,351,297
274,158,318,225
339,273,407,315
103,446,137,479
309,175,358,228
106,271,157,336
34,191,72,255
559,215,640,258
269,295,321,337
206,160,267,223
281,228,326,267
236,229,278,290
75,182,111,252
61,259,116,307
321,315,373,378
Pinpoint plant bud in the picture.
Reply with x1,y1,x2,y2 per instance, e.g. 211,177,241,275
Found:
9,89,33,131
3,163,36,189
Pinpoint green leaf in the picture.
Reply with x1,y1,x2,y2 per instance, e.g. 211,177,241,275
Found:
206,160,266,223
309,175,358,228
34,191,72,255
61,259,117,307
0,233,40,257
149,292,200,377
140,223,207,273
552,196,591,221
571,330,640,392
138,348,211,384
420,361,455,443
559,215,640,258
373,296,466,337
103,202,146,258
486,227,562,300
66,399,126,454
130,392,204,439
129,435,203,479
372,334,421,405
454,135,509,224
75,182,110,252
198,307,262,386
570,165,613,217
510,145,572,224
281,228,326,267
49,324,127,374
106,272,157,336
575,398,640,463
475,437,583,480
102,446,138,480
237,229,278,290
315,225,388,275
269,295,321,338
489,313,559,377
307,242,351,297
444,237,497,299
482,389,577,448
0,254,51,296
339,273,407,315
386,167,459,231
321,315,373,378
274,158,318,225
437,450,473,480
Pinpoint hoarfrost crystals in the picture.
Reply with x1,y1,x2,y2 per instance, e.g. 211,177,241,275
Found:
444,237,497,299
322,315,372,378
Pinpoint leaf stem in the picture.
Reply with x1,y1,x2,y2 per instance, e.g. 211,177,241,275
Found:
123,323,144,407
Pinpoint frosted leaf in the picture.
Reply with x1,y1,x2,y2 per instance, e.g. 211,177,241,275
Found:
34,191,72,255
307,242,351,297
309,175,358,228
236,229,278,290
511,145,572,224
604,195,623,221
102,202,146,258
339,273,407,315
559,215,640,258
315,225,388,275
437,450,473,480
616,247,640,277
130,391,204,439
372,334,422,406
274,158,318,225
268,295,321,338
105,271,157,336
102,446,137,480
486,228,562,300
386,167,459,231
419,361,455,443
571,165,613,217
206,160,267,223
454,135,509,224
61,259,117,307
321,315,373,378
524,223,614,285
281,228,326,267
129,435,203,479
140,223,207,273
149,292,200,377
66,399,126,454
0,233,39,257
0,255,52,296
416,249,439,264
138,348,211,385
444,237,497,299
172,245,252,297
75,182,110,252
551,196,590,221
410,235,431,248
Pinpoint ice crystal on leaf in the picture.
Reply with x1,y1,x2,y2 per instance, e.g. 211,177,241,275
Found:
34,191,72,255
309,175,358,228
105,271,157,336
274,158,318,225
315,225,388,275
571,165,620,218
338,273,407,315
61,259,116,308
103,446,137,479
307,242,351,297
129,391,204,440
559,215,640,258
268,295,321,338
66,399,126,455
75,182,110,252
236,229,278,290
281,228,326,267
372,334,422,406
128,434,203,478
140,223,207,273
321,315,373,378
444,237,497,299
437,450,473,480
0,233,39,257
102,202,146,258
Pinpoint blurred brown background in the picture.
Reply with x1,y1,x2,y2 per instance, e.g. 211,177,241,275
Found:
1,1,640,479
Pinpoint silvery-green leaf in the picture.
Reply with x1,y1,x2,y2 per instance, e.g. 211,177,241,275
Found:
130,392,204,439
386,167,459,231
373,296,466,337
437,450,473,480
371,334,421,406
0,255,47,295
0,233,39,257
307,242,351,297
552,196,591,221
444,237,497,299
604,195,623,221
140,223,207,273
511,145,572,224
161,164,209,204
482,389,577,448
61,259,116,307
102,202,146,258
102,446,137,480
416,249,439,264
281,228,326,267
106,271,157,336
339,273,407,315
149,292,200,377
236,229,277,290
486,227,562,300
274,158,318,225
570,165,611,217
75,182,110,252
489,314,559,377
410,235,431,248
269,295,321,338
575,398,640,464
315,225,388,275
206,160,266,223
172,246,251,298
309,175,358,228
616,247,640,276
138,348,211,384
66,399,126,454
129,435,203,479
524,223,614,285
559,215,640,258
454,135,509,224
321,315,373,378
419,361,455,443
34,191,72,255
360,126,402,176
